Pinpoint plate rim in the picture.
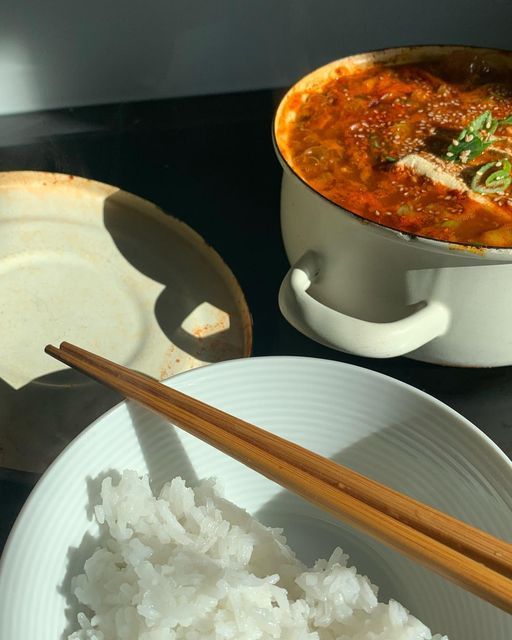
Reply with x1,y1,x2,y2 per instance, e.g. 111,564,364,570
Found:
0,169,253,363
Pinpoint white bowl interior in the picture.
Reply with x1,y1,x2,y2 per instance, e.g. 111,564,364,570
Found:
1,356,511,639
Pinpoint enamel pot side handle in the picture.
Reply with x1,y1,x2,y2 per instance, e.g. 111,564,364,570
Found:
278,252,451,358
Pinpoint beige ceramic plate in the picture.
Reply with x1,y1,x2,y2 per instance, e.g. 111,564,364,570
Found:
0,171,252,472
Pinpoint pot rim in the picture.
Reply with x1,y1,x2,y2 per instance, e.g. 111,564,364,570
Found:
273,44,512,259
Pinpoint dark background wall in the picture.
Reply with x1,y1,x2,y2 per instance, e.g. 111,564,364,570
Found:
1,0,511,114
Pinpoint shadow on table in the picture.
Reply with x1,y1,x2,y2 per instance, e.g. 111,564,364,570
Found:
102,191,251,365
0,368,122,475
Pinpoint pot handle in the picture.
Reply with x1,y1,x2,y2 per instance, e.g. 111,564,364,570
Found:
278,252,451,358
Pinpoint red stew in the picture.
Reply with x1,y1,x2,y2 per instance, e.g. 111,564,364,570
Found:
276,52,512,247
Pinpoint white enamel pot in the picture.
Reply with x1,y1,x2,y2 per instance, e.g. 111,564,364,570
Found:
274,46,512,367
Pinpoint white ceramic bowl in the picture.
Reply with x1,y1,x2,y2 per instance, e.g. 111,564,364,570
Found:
0,356,511,639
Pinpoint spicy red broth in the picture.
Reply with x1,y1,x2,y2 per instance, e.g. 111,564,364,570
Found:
276,50,512,247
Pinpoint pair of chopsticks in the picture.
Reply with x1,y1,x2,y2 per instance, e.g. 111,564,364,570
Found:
45,342,512,614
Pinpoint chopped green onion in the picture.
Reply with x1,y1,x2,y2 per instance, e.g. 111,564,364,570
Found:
471,158,512,194
446,111,512,163
469,111,493,133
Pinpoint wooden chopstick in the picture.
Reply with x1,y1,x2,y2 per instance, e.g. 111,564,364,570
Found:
47,341,512,578
45,342,512,613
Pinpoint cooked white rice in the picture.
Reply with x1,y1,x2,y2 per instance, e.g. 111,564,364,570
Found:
68,471,448,640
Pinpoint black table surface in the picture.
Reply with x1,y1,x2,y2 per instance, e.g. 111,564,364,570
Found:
1,89,512,554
